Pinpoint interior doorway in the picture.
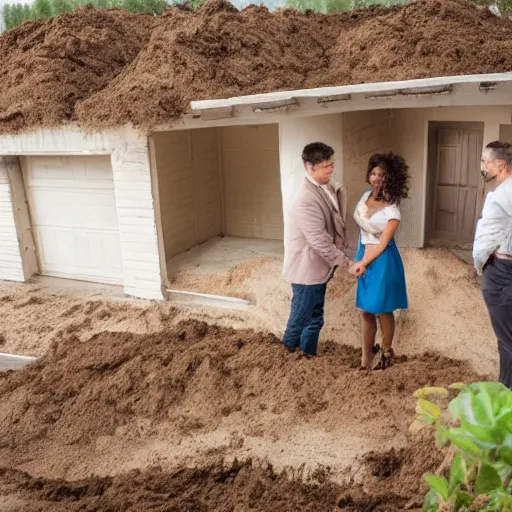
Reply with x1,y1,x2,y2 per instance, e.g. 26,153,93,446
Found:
426,121,484,250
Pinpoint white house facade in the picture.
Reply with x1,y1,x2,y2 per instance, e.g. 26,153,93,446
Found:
0,72,511,300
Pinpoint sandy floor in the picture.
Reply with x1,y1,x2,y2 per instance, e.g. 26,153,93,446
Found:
0,248,497,376
170,247,497,377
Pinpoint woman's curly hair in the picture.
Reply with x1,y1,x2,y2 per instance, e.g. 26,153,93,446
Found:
366,152,410,205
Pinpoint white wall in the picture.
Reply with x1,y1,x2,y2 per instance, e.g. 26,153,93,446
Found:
500,124,512,143
0,156,37,281
152,128,222,259
393,105,512,247
0,126,166,300
221,124,283,240
342,110,394,249
342,105,512,249
279,114,344,216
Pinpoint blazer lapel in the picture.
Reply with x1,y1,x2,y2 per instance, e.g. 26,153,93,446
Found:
304,179,345,239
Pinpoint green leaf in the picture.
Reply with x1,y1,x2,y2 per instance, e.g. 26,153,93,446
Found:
446,429,483,456
469,382,509,395
454,490,473,509
464,422,500,447
436,424,449,446
425,473,449,501
449,453,467,492
416,399,442,421
475,464,502,495
449,397,462,422
414,387,449,399
424,487,440,509
478,386,497,425
499,446,512,466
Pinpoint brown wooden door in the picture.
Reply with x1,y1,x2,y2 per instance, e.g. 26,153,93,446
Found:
431,127,483,246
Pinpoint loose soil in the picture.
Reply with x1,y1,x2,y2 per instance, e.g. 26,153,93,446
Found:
1,0,511,132
169,247,498,376
0,248,492,510
0,460,416,512
0,249,497,374
0,317,480,510
0,6,156,133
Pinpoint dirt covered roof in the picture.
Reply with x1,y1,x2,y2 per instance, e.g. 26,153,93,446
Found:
0,0,511,134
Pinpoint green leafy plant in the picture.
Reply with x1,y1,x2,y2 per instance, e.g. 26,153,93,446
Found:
412,382,512,511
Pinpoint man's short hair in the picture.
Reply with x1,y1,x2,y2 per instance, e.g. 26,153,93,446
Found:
302,142,334,165
486,140,512,166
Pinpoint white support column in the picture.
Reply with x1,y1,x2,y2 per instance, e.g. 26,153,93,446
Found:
279,114,344,215
483,120,501,147
111,138,166,301
0,156,38,281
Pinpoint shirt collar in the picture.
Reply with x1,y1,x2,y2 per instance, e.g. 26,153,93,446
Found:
305,173,329,189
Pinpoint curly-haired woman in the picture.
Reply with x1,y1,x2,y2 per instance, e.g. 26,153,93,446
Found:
349,152,410,370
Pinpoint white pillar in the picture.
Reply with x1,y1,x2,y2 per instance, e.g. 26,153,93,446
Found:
279,114,344,215
483,120,501,147
111,138,166,301
0,156,38,282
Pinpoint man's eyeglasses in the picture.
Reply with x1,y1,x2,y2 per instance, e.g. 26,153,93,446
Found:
316,162,335,170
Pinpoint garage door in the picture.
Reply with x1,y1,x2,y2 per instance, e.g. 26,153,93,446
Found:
24,156,123,285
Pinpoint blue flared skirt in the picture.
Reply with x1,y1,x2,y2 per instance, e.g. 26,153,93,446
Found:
355,238,408,315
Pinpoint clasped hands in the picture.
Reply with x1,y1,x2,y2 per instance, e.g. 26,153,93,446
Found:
348,261,366,277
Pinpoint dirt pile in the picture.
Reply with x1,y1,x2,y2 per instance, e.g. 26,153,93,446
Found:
328,0,512,85
0,461,348,512
0,6,156,134
0,0,511,132
0,320,481,496
80,0,512,128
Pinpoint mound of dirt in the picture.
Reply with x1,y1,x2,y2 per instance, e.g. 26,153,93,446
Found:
1,0,511,132
0,320,481,501
0,457,430,512
326,0,512,85
0,6,156,134
78,0,512,128
0,461,348,512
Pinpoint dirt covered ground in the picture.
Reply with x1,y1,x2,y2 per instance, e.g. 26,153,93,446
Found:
1,0,512,132
0,249,492,511
0,320,480,511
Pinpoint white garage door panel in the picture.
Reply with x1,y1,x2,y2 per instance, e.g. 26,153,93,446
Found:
30,189,120,229
26,156,123,285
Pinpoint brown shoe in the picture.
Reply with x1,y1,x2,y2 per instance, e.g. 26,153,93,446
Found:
370,347,395,370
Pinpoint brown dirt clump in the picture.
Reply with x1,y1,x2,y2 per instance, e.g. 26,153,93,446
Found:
1,0,511,133
0,6,156,134
326,0,512,85
79,0,512,129
0,461,347,512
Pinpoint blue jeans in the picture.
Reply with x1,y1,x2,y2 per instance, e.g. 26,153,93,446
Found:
282,282,327,356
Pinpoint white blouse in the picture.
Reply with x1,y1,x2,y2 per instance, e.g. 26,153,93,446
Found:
354,190,401,245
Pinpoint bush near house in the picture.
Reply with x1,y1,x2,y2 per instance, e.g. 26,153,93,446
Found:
412,382,512,511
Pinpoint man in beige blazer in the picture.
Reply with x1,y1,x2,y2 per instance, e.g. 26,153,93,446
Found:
282,142,350,356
